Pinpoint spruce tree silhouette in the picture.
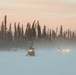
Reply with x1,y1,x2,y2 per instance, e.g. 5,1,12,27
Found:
7,23,12,41
37,21,41,39
0,15,76,48
4,15,7,40
60,25,63,39
14,22,17,41
0,21,5,40
42,25,46,39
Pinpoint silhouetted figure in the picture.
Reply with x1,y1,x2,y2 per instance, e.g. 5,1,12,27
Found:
26,45,35,56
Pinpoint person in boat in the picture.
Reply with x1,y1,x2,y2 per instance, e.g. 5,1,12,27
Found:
26,45,35,56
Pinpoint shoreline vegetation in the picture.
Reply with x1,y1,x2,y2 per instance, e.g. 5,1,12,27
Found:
0,15,76,50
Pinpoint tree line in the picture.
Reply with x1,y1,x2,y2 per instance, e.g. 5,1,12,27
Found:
0,15,76,43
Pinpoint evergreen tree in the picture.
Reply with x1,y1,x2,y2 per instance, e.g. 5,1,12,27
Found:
52,29,56,40
25,22,31,42
14,22,17,41
0,21,5,40
17,22,21,41
63,31,66,39
42,25,46,38
50,29,52,40
70,31,72,39
21,25,24,41
72,31,75,39
7,23,12,41
37,21,41,39
56,27,58,39
67,29,70,39
31,21,36,41
46,28,50,39
4,15,7,40
60,25,63,38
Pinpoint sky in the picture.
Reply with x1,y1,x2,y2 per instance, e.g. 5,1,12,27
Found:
0,0,76,30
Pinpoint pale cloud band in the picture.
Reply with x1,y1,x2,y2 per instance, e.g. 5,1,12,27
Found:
0,0,76,30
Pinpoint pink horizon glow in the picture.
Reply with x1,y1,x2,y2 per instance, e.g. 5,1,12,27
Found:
0,0,76,30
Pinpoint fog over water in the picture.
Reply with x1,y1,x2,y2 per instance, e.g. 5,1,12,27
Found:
0,41,76,75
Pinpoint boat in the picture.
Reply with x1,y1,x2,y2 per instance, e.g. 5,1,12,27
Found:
57,48,70,53
26,46,35,56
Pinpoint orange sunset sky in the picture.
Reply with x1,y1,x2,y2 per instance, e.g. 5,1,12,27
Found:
0,0,76,30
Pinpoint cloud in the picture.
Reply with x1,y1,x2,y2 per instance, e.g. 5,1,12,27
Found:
0,0,76,30
63,0,76,3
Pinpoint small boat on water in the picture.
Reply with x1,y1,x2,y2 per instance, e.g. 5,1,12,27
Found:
26,46,35,56
57,48,70,53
